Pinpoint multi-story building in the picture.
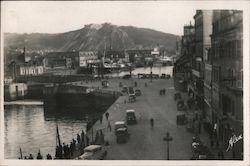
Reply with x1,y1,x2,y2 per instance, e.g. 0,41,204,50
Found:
44,51,80,69
79,51,99,67
191,10,213,118
173,24,195,92
18,62,44,76
210,10,243,159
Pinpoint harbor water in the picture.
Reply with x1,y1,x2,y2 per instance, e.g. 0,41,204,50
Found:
4,66,173,159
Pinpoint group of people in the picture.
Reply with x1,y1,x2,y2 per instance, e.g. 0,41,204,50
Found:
55,130,90,159
20,152,52,160
159,88,166,95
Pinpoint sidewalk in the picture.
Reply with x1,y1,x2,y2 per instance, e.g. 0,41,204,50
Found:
176,90,232,159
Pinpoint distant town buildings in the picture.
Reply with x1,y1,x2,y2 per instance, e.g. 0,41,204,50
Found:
79,51,99,67
173,10,243,159
44,51,80,69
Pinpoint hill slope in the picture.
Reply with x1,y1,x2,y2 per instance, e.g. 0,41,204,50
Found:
4,23,180,52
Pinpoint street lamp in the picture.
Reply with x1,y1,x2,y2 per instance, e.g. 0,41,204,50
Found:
163,132,173,160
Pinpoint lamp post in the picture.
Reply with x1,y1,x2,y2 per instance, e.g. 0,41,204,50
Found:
163,132,173,160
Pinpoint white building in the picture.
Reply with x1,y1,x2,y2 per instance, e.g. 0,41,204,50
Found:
18,64,44,76
79,51,98,67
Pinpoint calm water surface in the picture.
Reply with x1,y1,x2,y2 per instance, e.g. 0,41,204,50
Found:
4,66,173,159
4,105,89,159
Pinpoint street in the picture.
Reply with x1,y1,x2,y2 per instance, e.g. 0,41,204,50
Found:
87,78,210,160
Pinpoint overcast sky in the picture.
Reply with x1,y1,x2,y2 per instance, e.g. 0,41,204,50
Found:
1,1,247,36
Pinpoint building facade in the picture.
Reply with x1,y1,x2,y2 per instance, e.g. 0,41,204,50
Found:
44,52,80,69
173,24,195,92
191,10,213,118
210,10,243,159
79,51,99,67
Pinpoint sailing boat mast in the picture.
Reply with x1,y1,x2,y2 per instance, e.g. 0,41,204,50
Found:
56,124,62,147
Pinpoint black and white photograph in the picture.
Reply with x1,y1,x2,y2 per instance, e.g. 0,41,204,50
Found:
0,1,249,165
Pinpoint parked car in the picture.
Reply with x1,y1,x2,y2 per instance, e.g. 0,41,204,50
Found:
160,74,166,79
128,94,136,102
77,145,107,160
166,74,171,79
126,109,137,124
135,89,141,96
152,74,159,78
116,127,130,143
122,74,131,79
121,86,128,93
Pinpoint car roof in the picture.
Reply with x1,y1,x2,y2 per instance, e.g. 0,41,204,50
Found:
115,121,126,125
84,145,102,151
117,127,127,131
126,109,135,113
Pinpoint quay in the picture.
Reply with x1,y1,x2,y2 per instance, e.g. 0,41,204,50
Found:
81,77,213,160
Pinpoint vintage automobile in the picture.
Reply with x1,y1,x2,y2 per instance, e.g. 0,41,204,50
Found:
77,145,107,160
116,127,130,143
121,86,128,93
126,109,137,124
122,74,131,79
128,94,136,103
114,121,127,133
135,89,141,96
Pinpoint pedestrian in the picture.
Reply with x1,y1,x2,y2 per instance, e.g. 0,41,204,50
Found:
108,121,112,131
150,118,154,128
70,142,74,156
46,153,52,160
71,139,76,152
134,81,137,87
81,131,85,148
66,144,70,159
36,152,43,159
28,154,33,159
55,146,60,159
105,112,109,120
77,134,81,144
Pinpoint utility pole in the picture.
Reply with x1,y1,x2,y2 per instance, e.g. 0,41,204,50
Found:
163,132,173,160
